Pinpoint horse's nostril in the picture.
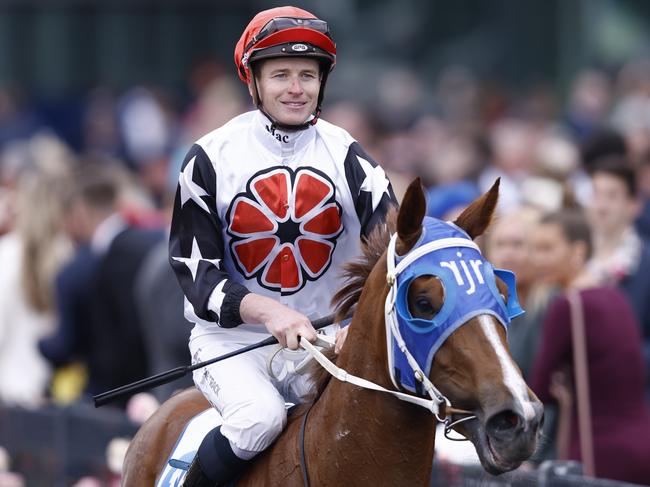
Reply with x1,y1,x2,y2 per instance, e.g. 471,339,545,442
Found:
486,410,523,439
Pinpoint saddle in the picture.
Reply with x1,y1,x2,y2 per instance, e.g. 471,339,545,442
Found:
155,403,304,486
156,408,222,487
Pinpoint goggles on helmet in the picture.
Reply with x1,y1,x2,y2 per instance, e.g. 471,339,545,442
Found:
245,17,331,52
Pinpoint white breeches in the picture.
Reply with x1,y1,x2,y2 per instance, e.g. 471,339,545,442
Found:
189,329,315,454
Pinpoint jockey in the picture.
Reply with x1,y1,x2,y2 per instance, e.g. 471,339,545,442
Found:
169,6,397,486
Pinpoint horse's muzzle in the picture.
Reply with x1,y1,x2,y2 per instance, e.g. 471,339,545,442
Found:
461,400,544,475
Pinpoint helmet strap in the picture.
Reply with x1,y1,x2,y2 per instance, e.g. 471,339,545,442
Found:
249,74,261,107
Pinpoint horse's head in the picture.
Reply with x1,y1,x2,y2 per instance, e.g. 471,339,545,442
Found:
390,178,543,474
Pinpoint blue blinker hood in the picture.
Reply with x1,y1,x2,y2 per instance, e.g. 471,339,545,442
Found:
385,217,524,394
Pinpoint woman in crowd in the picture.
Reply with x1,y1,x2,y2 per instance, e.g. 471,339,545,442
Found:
529,209,650,484
485,206,549,380
0,157,72,407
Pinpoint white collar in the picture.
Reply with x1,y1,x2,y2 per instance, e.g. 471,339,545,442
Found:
90,213,127,255
252,110,316,158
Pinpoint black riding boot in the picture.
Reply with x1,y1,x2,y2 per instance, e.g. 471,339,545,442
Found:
183,426,250,487
183,456,217,487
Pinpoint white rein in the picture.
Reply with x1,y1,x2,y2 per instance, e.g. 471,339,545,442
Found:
288,234,482,423
300,335,450,417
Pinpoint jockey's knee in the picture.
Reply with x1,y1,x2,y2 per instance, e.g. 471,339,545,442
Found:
222,395,287,453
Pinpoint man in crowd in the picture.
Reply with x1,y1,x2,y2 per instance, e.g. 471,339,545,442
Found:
586,157,650,389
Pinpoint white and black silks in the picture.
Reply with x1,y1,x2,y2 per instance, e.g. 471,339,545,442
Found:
169,110,396,337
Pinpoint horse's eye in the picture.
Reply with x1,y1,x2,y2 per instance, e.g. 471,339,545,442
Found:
414,298,436,317
500,293,507,303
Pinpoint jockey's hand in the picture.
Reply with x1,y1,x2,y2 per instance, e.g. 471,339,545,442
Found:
265,305,317,350
240,294,317,350
335,326,349,354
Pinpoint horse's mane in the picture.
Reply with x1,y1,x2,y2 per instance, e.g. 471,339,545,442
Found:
332,208,396,323
305,209,397,403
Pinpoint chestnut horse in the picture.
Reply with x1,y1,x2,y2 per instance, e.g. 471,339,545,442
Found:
122,178,543,486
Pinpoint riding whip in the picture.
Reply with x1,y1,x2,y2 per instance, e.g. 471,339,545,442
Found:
93,313,338,407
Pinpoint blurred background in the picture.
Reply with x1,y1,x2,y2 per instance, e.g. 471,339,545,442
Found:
2,0,650,485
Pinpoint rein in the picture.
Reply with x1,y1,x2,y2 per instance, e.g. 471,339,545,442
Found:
296,336,474,487
300,336,474,423
301,336,468,418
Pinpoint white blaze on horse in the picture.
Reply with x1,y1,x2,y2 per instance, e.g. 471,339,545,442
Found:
122,178,543,486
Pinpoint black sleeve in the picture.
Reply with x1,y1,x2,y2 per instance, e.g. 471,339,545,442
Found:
168,144,250,327
343,141,397,238
38,264,81,366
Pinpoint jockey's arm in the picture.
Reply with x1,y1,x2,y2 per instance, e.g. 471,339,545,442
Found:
239,293,317,350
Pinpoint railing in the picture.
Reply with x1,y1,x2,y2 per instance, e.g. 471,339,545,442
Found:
0,404,645,486
431,460,647,487
0,403,138,486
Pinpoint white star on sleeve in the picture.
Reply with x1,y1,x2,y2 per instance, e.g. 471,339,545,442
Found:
172,238,220,282
357,155,390,211
179,156,210,213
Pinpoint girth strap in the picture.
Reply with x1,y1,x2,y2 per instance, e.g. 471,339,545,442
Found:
298,401,315,487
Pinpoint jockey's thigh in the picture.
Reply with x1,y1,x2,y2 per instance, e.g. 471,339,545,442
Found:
190,333,291,453
270,324,339,403
270,347,315,404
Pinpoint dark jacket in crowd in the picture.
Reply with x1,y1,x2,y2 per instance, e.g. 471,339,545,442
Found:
40,226,163,407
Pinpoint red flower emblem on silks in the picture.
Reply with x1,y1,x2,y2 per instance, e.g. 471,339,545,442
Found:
226,167,343,294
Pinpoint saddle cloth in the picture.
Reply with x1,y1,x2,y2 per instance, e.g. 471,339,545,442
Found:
155,403,297,486
156,407,221,487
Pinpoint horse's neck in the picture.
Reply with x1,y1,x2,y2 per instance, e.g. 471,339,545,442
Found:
305,308,437,484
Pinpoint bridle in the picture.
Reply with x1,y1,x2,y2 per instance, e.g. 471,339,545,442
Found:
297,233,491,422
300,335,475,424
295,231,488,485
384,233,480,422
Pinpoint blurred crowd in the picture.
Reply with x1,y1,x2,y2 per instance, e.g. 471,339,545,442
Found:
2,55,650,484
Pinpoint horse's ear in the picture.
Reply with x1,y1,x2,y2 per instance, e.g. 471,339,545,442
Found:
453,178,500,239
397,178,426,252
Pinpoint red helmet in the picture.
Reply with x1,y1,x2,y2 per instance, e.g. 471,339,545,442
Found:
234,6,336,84
234,7,336,129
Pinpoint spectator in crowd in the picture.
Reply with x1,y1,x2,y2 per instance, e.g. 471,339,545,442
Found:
530,209,650,484
610,59,650,167
485,206,549,381
0,445,24,487
579,128,627,173
485,206,561,464
477,118,537,211
527,131,586,210
585,157,650,385
636,152,650,239
118,87,177,206
564,69,612,142
576,128,627,209
38,164,163,408
134,236,193,403
134,190,193,403
0,88,44,148
425,180,479,221
0,164,72,407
